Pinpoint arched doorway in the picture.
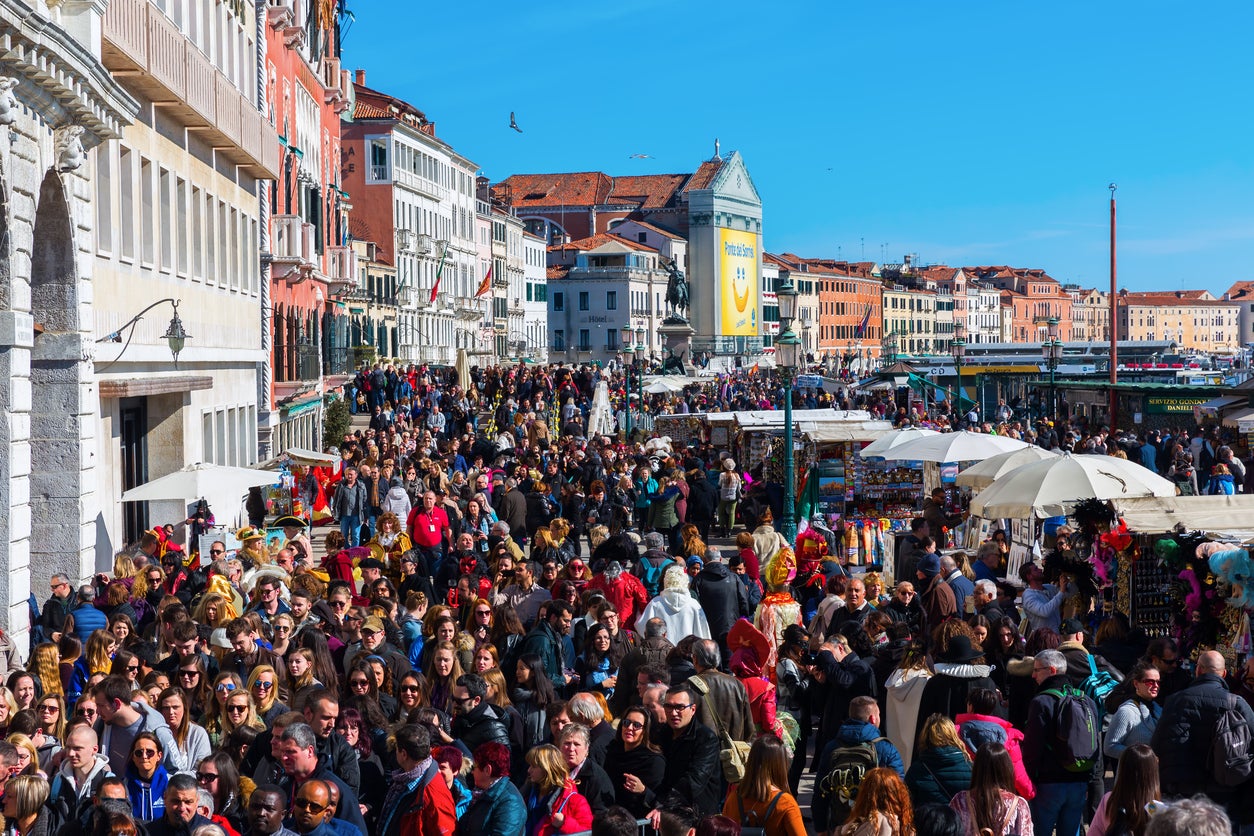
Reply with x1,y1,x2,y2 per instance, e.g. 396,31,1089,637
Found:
30,169,87,583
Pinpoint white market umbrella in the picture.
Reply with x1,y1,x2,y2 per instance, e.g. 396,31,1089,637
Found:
644,380,681,395
956,445,1060,489
121,462,281,503
880,430,1031,463
858,427,939,459
969,453,1178,519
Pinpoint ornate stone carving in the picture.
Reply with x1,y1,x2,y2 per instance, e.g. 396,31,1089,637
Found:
0,77,19,126
55,124,86,171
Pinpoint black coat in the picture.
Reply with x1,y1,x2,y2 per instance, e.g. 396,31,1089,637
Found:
691,562,749,641
686,478,718,523
603,739,666,817
572,757,616,815
818,650,878,741
657,720,722,816
451,701,511,756
1152,673,1254,796
915,667,1000,730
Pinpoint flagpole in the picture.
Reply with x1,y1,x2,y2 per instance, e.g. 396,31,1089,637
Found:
430,241,449,304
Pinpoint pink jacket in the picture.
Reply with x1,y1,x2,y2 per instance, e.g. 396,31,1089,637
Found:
954,711,1034,799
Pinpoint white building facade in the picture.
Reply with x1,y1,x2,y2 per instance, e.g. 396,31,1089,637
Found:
0,0,138,637
523,232,548,362
93,0,279,560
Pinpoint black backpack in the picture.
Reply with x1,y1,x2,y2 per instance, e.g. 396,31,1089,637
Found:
817,737,886,821
1042,685,1101,773
1209,695,1254,787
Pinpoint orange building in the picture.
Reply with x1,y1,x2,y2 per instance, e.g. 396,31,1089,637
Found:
965,266,1073,342
263,0,355,453
767,254,882,366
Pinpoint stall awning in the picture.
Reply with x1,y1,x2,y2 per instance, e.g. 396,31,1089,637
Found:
1115,495,1254,537
801,421,894,443
1194,395,1246,416
733,409,874,428
1223,408,1254,431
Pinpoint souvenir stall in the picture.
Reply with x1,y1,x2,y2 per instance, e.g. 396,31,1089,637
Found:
253,448,339,525
1111,495,1254,659
732,413,898,572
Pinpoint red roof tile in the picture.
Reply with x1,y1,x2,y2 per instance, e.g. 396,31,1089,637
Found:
609,174,689,209
547,265,571,280
683,159,724,191
352,83,432,132
1225,281,1254,300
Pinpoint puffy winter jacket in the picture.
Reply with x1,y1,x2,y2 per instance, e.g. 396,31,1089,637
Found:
954,711,1034,798
1151,672,1254,797
904,744,972,807
812,719,904,832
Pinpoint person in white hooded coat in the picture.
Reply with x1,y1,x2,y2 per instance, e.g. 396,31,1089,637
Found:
380,477,412,520
634,565,711,641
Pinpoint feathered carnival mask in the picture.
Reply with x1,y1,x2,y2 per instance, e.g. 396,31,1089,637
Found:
794,529,828,576
765,546,798,591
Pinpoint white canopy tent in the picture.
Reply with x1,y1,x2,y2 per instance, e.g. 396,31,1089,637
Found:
1114,494,1254,539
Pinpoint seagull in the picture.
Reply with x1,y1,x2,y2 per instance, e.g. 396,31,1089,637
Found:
628,153,653,159
509,112,522,133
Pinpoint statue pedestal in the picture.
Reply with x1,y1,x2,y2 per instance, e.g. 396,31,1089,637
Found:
658,320,695,375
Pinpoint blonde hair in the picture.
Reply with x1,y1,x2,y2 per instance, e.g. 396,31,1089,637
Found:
525,744,569,793
481,667,511,709
29,644,62,697
246,665,281,713
113,554,137,580
6,734,39,775
916,713,969,758
85,630,116,676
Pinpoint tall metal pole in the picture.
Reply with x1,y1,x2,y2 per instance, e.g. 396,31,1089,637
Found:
1109,183,1118,430
782,371,796,542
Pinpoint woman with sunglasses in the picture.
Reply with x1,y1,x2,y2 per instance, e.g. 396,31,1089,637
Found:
218,690,264,749
156,688,210,775
201,673,244,747
392,671,427,725
110,649,143,687
268,614,296,659
195,751,245,833
335,708,386,825
246,666,288,727
124,731,170,821
175,657,211,718
344,660,394,723
602,705,664,818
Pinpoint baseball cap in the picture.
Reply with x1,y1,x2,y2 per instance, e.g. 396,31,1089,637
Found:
358,557,386,571
361,616,385,635
1060,617,1085,635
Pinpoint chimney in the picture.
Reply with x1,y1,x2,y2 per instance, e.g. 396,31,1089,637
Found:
355,69,366,86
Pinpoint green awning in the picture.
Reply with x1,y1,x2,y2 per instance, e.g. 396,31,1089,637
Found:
908,372,975,409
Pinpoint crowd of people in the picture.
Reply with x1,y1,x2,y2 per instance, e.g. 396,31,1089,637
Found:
0,360,1246,836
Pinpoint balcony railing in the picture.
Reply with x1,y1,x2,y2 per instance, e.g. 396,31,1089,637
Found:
323,345,351,376
102,0,279,179
296,344,320,382
273,215,316,277
326,246,358,293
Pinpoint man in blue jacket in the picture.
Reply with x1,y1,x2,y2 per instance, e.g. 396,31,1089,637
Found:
813,695,903,833
69,584,107,640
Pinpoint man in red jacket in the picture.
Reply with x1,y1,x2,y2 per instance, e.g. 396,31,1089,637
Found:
378,724,456,836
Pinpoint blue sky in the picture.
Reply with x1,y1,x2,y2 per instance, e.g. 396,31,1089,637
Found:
345,1,1252,294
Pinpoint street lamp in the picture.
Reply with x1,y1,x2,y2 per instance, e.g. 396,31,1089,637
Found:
621,325,636,438
951,324,966,420
96,298,192,369
775,277,801,541
1043,316,1063,421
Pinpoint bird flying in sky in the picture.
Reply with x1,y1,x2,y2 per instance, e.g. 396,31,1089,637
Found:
628,153,653,159
509,112,522,133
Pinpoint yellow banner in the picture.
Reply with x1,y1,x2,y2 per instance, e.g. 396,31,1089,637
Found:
719,227,758,336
